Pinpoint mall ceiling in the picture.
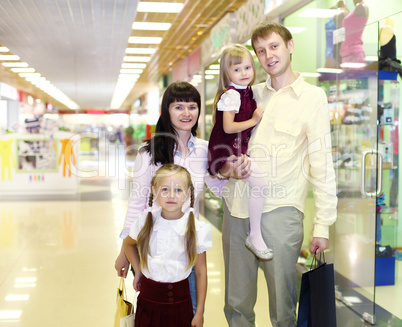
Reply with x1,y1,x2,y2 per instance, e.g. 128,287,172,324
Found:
0,0,247,110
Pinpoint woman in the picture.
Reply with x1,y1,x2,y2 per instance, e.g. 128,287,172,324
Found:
115,81,238,312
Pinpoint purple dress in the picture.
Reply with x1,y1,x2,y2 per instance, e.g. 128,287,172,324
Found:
208,86,257,175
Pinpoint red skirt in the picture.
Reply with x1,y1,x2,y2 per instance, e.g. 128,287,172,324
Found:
135,275,193,327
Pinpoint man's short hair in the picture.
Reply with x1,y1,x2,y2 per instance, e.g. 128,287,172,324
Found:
251,22,293,53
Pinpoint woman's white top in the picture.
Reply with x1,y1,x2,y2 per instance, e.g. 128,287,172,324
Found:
129,210,212,283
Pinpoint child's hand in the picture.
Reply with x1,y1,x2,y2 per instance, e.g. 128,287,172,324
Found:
252,107,264,124
133,271,143,291
191,312,204,327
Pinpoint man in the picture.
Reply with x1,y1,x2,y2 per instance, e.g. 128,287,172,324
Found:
219,22,337,327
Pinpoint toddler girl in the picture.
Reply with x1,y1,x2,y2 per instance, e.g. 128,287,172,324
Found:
208,44,272,260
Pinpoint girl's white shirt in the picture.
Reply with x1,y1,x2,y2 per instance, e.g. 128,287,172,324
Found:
129,210,212,283
217,82,248,113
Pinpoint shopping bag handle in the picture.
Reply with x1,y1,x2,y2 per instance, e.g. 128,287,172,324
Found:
310,250,326,270
118,276,128,301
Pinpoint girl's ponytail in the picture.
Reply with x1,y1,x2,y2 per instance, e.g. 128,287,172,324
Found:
137,192,155,271
185,183,197,269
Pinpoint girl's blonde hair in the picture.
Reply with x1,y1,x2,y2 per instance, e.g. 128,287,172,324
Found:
213,44,256,122
137,164,197,271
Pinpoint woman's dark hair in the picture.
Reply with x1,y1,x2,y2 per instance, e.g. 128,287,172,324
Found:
141,81,201,165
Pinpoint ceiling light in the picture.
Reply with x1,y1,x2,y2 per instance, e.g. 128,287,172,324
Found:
25,77,46,82
132,22,171,31
137,2,184,13
121,63,146,69
205,75,215,80
11,67,35,73
118,74,139,81
110,80,136,109
2,62,29,67
208,64,220,70
129,36,162,44
120,70,141,76
126,48,156,54
18,72,41,77
298,8,343,18
120,68,143,74
0,55,20,60
123,56,150,62
0,47,9,52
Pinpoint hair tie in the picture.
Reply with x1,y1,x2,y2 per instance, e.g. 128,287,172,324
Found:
147,207,152,212
189,208,194,213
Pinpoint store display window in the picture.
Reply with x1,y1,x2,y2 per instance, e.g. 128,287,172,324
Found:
17,139,58,172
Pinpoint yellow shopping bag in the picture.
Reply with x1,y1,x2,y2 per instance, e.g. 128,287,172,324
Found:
114,277,134,327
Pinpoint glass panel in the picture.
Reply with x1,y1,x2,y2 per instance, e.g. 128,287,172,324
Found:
330,19,379,321
285,1,380,321
374,11,401,321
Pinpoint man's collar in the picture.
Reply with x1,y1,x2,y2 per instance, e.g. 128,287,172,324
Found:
265,72,303,96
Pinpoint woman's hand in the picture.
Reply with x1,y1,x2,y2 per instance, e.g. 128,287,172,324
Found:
115,249,129,278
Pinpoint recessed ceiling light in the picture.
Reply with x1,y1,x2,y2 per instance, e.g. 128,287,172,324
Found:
123,56,150,62
129,36,162,44
2,62,29,67
120,68,143,74
126,48,156,54
0,47,10,52
132,22,171,31
18,73,41,77
120,69,142,75
25,77,46,82
0,54,20,60
137,2,184,13
11,67,35,73
119,74,139,81
121,63,146,69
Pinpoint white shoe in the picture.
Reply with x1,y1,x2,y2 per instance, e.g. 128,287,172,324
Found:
245,236,273,260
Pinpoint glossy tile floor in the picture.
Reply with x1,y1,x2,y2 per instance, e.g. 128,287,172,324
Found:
0,175,271,327
0,168,401,326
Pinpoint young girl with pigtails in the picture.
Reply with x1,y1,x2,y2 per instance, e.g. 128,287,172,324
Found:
123,164,212,327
